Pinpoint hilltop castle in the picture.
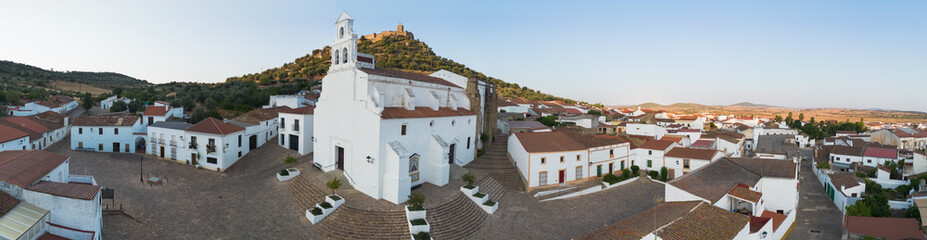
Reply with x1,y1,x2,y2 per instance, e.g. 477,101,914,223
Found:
362,24,414,42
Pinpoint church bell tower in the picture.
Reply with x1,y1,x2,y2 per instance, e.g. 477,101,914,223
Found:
330,11,358,72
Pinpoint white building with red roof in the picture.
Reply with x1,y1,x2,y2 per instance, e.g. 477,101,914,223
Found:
312,12,483,204
141,105,183,126
508,131,629,190
183,118,247,171
99,95,131,110
6,96,78,117
69,115,143,153
278,106,315,155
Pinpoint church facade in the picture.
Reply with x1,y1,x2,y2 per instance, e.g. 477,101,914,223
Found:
314,12,479,204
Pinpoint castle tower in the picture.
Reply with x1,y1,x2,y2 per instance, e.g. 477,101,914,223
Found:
330,11,358,72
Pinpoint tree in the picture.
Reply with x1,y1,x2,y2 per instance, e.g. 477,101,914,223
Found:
462,173,476,188
587,109,602,115
846,200,872,217
80,93,94,110
204,98,219,110
284,155,298,166
904,203,922,222
660,167,668,181
536,116,560,127
190,107,207,123
774,115,783,122
326,178,342,196
708,122,718,129
405,192,425,211
110,101,128,112
127,100,143,113
798,113,805,122
785,112,793,125
5,91,19,104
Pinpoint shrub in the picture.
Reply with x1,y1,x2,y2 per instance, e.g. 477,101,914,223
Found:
817,161,830,169
660,167,668,181
410,218,427,226
310,207,323,216
462,173,476,188
856,171,868,178
413,232,431,240
630,166,640,177
319,202,333,209
284,155,298,166
408,205,425,211
406,192,425,211
279,169,289,176
602,173,620,185
621,169,630,178
648,171,659,179
329,195,342,201
473,192,486,198
326,178,342,196
477,149,486,157
483,200,496,206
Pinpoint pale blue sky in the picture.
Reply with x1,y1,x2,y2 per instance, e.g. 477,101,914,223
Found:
1,1,925,111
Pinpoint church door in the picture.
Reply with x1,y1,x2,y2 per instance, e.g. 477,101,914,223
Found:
448,144,456,164
336,146,345,170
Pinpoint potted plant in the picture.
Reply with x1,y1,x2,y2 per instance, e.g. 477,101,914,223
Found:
326,178,344,208
318,202,334,215
408,218,430,235
306,207,325,224
471,192,487,204
412,232,431,240
405,192,426,220
460,173,478,195
277,156,301,181
481,200,499,214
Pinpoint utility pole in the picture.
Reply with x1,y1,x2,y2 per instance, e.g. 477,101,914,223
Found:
139,155,144,183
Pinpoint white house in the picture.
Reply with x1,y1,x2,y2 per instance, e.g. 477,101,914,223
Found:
663,147,724,178
265,90,320,109
141,105,184,126
820,171,865,214
631,139,677,172
559,115,600,129
6,96,78,117
497,100,528,114
0,115,67,151
70,116,144,153
910,151,927,177
626,123,667,139
99,96,131,110
751,127,799,150
0,150,102,240
278,106,315,155
508,131,629,191
675,116,705,130
184,118,247,171
0,124,30,152
829,145,865,169
229,107,281,154
702,131,745,157
147,121,193,162
312,12,479,204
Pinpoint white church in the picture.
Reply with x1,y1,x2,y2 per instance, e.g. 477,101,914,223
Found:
314,12,479,204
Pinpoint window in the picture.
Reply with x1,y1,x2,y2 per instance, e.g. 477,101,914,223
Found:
467,137,471,149
98,144,103,151
78,128,82,134
114,128,118,134
538,171,547,186
648,150,652,155
99,128,103,135
238,151,242,158
280,118,285,129
867,159,872,163
401,124,407,135
333,49,339,65
340,27,344,39
238,135,242,147
451,120,456,126
207,157,217,164
683,159,691,169
343,47,348,63
576,155,581,161
294,119,299,131
560,156,564,163
576,166,583,179
647,160,652,168
541,157,546,164
609,149,614,158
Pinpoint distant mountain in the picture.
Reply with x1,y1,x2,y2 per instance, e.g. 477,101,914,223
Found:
226,32,592,106
729,102,779,108
0,60,150,93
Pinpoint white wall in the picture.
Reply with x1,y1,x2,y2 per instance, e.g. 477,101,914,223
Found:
665,184,706,203
22,190,102,240
757,178,799,214
70,124,140,153
0,136,30,152
632,147,669,171
508,135,530,182
626,123,667,139
278,113,314,155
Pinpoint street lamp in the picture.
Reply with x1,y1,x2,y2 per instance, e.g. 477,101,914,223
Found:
139,155,144,183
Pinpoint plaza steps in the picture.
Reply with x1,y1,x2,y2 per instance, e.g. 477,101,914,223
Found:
477,175,509,200
427,192,488,239
465,134,526,192
289,176,328,209
316,207,410,240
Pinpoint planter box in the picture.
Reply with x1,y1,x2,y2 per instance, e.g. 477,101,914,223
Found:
277,168,300,182
326,195,345,209
306,209,325,224
407,219,430,235
318,203,335,216
470,194,488,204
480,202,499,214
460,185,479,196
405,207,427,220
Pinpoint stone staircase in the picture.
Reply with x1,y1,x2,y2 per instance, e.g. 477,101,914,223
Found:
477,175,508,200
465,134,525,192
427,192,488,239
289,176,410,239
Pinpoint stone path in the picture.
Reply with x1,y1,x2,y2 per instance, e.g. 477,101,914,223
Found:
465,134,525,192
786,149,843,240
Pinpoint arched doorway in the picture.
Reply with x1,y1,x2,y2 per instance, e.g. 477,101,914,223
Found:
135,137,147,154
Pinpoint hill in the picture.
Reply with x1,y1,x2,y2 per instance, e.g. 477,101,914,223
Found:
226,33,594,106
0,60,151,103
611,102,927,124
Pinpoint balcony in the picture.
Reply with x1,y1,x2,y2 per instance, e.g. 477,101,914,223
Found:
169,140,177,147
189,142,198,149
207,144,216,154
68,174,98,186
157,138,165,144
279,124,285,129
292,124,299,131
150,138,159,145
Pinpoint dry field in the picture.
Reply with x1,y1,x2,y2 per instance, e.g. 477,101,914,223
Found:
616,103,927,124
49,80,111,95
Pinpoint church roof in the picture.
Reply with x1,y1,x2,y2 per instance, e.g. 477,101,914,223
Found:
359,67,462,88
336,11,353,22
380,107,474,119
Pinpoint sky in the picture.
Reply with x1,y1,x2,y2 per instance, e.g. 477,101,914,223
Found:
2,1,926,111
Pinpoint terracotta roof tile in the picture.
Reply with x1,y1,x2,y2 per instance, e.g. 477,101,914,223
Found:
846,216,926,240
575,201,701,240
26,181,100,200
750,216,771,233
186,118,245,135
0,150,69,187
727,158,797,179
864,147,898,159
380,107,474,119
760,210,787,231
233,107,282,124
665,147,720,160
278,106,315,115
727,183,762,202
637,139,675,151
72,116,140,127
690,140,715,149
0,191,19,216
359,67,461,88
142,106,171,116
668,158,763,202
656,203,750,240
513,131,586,152
0,116,51,133
828,172,861,194
0,124,29,143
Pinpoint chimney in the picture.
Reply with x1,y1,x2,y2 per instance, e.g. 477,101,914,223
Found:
397,24,404,32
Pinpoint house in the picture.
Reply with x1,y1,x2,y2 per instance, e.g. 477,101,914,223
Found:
631,139,677,172
497,99,529,114
675,128,702,141
755,134,801,161
751,127,799,150
70,115,144,153
625,123,667,140
0,116,67,151
508,131,629,191
910,151,927,177
99,95,131,110
559,115,600,129
844,216,925,240
184,118,247,171
675,116,705,130
595,124,618,135
147,121,194,163
862,146,899,167
0,150,102,240
663,147,724,178
0,124,30,151
690,139,715,149
6,95,78,117
141,105,184,126
664,157,800,239
278,106,315,155
821,171,865,213
829,144,900,169
660,134,691,147
702,131,745,157
229,107,280,153
576,201,752,240
502,120,550,134
265,90,321,109
312,12,484,204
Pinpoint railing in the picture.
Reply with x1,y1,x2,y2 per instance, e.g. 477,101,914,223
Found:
279,124,285,129
68,174,97,186
206,144,216,153
292,124,299,131
169,140,177,147
189,142,198,149
157,138,165,144
150,138,159,144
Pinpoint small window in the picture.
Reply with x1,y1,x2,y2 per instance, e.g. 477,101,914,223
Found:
451,120,456,126
541,157,546,164
560,156,564,163
648,150,652,155
429,121,435,127
238,135,242,147
647,160,652,168
609,149,614,158
79,128,82,134
114,128,118,134
238,151,242,158
340,27,344,39
207,157,217,164
684,159,691,169
401,124,407,135
576,155,581,161
99,128,103,135
467,137,471,149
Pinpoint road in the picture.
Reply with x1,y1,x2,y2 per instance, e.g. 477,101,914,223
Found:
786,148,843,240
